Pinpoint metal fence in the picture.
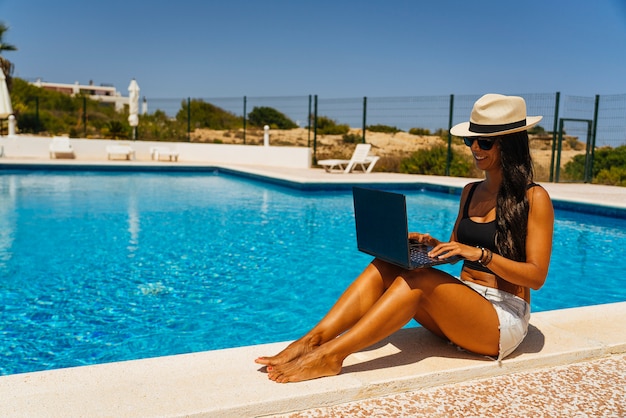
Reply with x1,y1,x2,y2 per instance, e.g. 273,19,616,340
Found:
147,92,626,183
149,93,626,144
19,91,626,183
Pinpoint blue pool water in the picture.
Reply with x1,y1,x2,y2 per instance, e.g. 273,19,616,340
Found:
1,171,625,376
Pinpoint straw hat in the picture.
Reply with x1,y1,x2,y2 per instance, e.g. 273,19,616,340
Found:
450,94,543,137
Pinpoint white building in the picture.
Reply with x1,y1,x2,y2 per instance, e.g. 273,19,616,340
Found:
31,79,130,111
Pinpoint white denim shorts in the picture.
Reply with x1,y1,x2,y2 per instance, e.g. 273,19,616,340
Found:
461,279,531,361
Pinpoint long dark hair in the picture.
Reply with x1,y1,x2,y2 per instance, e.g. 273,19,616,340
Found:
495,131,534,262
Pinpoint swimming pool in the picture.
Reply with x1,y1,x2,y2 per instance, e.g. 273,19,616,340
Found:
1,171,625,376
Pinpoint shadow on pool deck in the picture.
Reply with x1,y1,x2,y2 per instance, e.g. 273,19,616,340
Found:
0,302,624,417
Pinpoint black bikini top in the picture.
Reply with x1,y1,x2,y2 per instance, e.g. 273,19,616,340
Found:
457,181,538,274
456,182,497,273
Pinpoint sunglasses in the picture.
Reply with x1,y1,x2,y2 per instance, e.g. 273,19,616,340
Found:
463,137,497,151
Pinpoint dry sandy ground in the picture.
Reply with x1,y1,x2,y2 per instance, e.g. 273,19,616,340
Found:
191,128,585,181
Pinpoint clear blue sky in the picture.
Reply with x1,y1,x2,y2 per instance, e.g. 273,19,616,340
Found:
1,0,626,99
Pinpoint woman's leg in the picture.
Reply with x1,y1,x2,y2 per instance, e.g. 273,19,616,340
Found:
266,268,500,383
256,259,405,367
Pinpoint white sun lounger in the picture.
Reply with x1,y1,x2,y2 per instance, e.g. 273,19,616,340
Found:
318,143,380,173
49,136,75,159
106,144,135,160
150,146,180,162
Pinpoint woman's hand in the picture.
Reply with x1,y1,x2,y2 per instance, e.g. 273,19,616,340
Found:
428,240,482,261
409,233,484,261
408,232,440,247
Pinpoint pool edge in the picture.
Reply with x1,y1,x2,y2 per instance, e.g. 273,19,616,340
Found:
0,301,624,417
2,161,625,217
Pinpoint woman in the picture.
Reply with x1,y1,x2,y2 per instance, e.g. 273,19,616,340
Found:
256,94,554,383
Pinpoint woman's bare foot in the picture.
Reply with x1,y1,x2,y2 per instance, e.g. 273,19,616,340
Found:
255,334,321,367
266,349,344,383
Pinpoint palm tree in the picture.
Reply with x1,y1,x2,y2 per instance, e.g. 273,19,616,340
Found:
0,22,17,91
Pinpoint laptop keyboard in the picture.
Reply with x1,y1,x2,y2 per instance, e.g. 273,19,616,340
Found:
409,243,435,264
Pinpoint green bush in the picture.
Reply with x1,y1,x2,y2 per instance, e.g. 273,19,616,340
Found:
12,78,80,113
11,78,112,136
103,120,130,139
15,112,44,134
409,127,431,136
528,125,547,135
342,133,362,143
10,77,151,138
141,110,188,141
177,99,242,130
595,167,626,186
593,146,626,171
563,145,626,185
434,128,449,138
565,136,585,151
316,116,349,135
368,124,401,134
247,106,298,129
399,144,473,177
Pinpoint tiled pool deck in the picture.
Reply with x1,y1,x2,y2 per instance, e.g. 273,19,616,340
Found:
0,160,625,417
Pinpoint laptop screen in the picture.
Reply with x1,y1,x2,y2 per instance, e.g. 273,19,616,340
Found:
352,187,411,268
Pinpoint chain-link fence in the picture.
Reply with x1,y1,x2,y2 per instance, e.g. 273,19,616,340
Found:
15,91,626,183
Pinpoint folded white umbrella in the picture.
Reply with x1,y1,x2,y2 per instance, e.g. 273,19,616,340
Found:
0,68,13,118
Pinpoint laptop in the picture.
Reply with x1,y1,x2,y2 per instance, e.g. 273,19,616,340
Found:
352,187,460,269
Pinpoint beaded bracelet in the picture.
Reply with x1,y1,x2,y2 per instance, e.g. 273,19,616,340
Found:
476,246,485,263
479,248,493,266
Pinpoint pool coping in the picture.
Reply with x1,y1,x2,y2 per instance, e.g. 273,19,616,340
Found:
2,159,626,217
0,302,624,417
1,161,625,417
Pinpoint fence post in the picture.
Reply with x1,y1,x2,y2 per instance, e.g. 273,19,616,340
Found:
243,96,247,145
587,94,600,183
187,97,191,142
307,94,312,147
362,96,367,143
549,92,561,182
35,96,40,133
313,95,318,164
82,97,87,137
446,94,454,176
